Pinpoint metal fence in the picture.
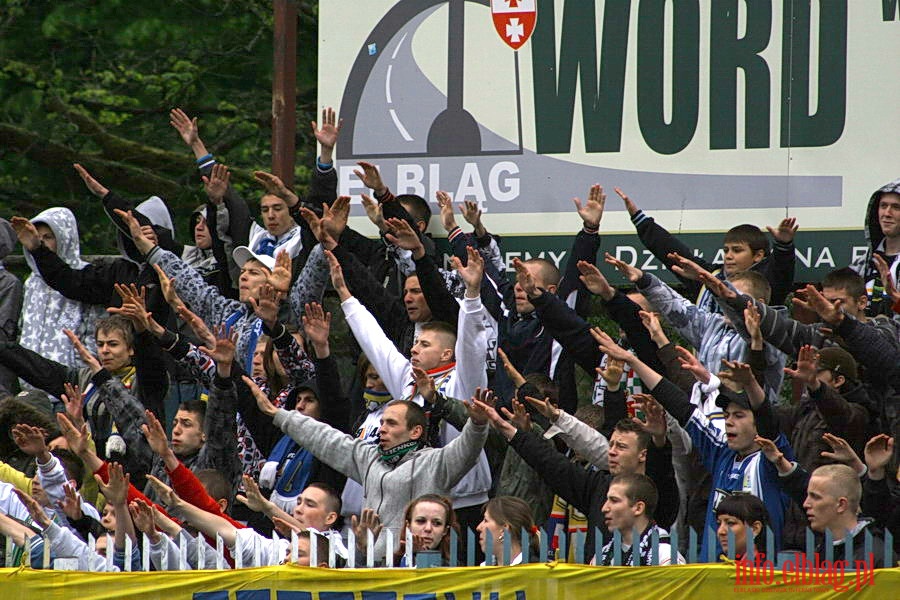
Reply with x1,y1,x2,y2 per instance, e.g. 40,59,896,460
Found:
6,525,894,571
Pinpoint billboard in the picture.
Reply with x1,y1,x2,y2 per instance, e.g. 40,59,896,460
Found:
319,1,900,280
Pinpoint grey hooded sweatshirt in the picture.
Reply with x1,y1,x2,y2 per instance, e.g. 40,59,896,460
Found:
850,178,900,317
20,208,106,376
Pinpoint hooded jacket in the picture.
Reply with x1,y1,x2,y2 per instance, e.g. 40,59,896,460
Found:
28,192,179,328
20,207,105,374
850,178,900,317
0,218,23,393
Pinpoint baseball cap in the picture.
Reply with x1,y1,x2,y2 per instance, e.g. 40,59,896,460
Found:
233,246,275,271
714,387,753,411
816,347,858,381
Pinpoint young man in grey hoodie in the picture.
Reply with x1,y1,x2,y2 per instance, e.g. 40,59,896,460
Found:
245,378,489,559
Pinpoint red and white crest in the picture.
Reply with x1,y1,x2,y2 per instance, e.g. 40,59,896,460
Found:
491,0,537,51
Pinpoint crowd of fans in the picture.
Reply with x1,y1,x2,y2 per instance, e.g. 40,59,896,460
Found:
0,105,897,571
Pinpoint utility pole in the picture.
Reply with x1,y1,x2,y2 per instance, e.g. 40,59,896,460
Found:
272,0,297,187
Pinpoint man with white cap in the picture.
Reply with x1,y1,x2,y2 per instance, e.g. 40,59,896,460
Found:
119,209,328,376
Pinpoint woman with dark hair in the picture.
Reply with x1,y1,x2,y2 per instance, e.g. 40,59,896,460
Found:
715,492,770,560
477,496,540,566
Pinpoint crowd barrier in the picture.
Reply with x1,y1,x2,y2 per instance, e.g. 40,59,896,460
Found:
3,562,899,599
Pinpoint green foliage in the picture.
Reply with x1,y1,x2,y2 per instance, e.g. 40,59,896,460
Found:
0,0,320,251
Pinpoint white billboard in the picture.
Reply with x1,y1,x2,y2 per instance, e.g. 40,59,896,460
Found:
319,1,900,276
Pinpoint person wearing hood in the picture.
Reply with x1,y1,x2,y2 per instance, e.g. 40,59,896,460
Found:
15,208,106,397
0,218,23,395
850,178,900,317
169,107,337,275
18,165,177,330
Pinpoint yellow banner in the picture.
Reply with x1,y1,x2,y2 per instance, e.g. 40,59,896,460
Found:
3,563,898,599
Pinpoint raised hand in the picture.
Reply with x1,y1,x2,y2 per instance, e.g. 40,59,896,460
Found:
523,395,561,423
500,398,531,431
12,424,48,458
57,412,90,457
470,388,515,438
743,300,763,348
630,394,667,445
451,246,485,295
597,357,625,389
354,161,386,196
384,217,424,256
615,187,639,216
59,483,84,522
321,196,351,242
267,249,293,294
299,206,331,248
176,305,216,350
272,516,302,538
411,366,437,404
496,347,526,388
573,184,606,229
64,328,101,374
821,433,865,474
324,249,350,301
590,327,633,363
242,375,278,417
666,252,710,282
73,163,109,198
61,382,85,428
792,284,843,325
13,488,50,528
872,254,900,305
754,435,789,473
95,462,130,506
674,346,711,384
311,106,343,153
766,217,798,244
603,252,642,283
198,323,238,375
351,508,383,551
577,260,614,300
145,475,181,510
254,171,298,207
696,269,735,299
169,108,201,148
202,163,230,205
250,283,284,328
512,257,538,297
302,302,332,354
108,283,156,334
460,200,486,237
863,434,894,479
360,194,386,231
718,359,756,391
782,345,819,388
129,500,159,542
465,390,492,426
10,216,41,251
152,264,185,312
639,310,668,346
435,191,458,232
235,474,269,514
141,409,173,459
113,208,154,255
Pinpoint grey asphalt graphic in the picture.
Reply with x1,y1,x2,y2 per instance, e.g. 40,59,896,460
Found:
337,0,841,214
